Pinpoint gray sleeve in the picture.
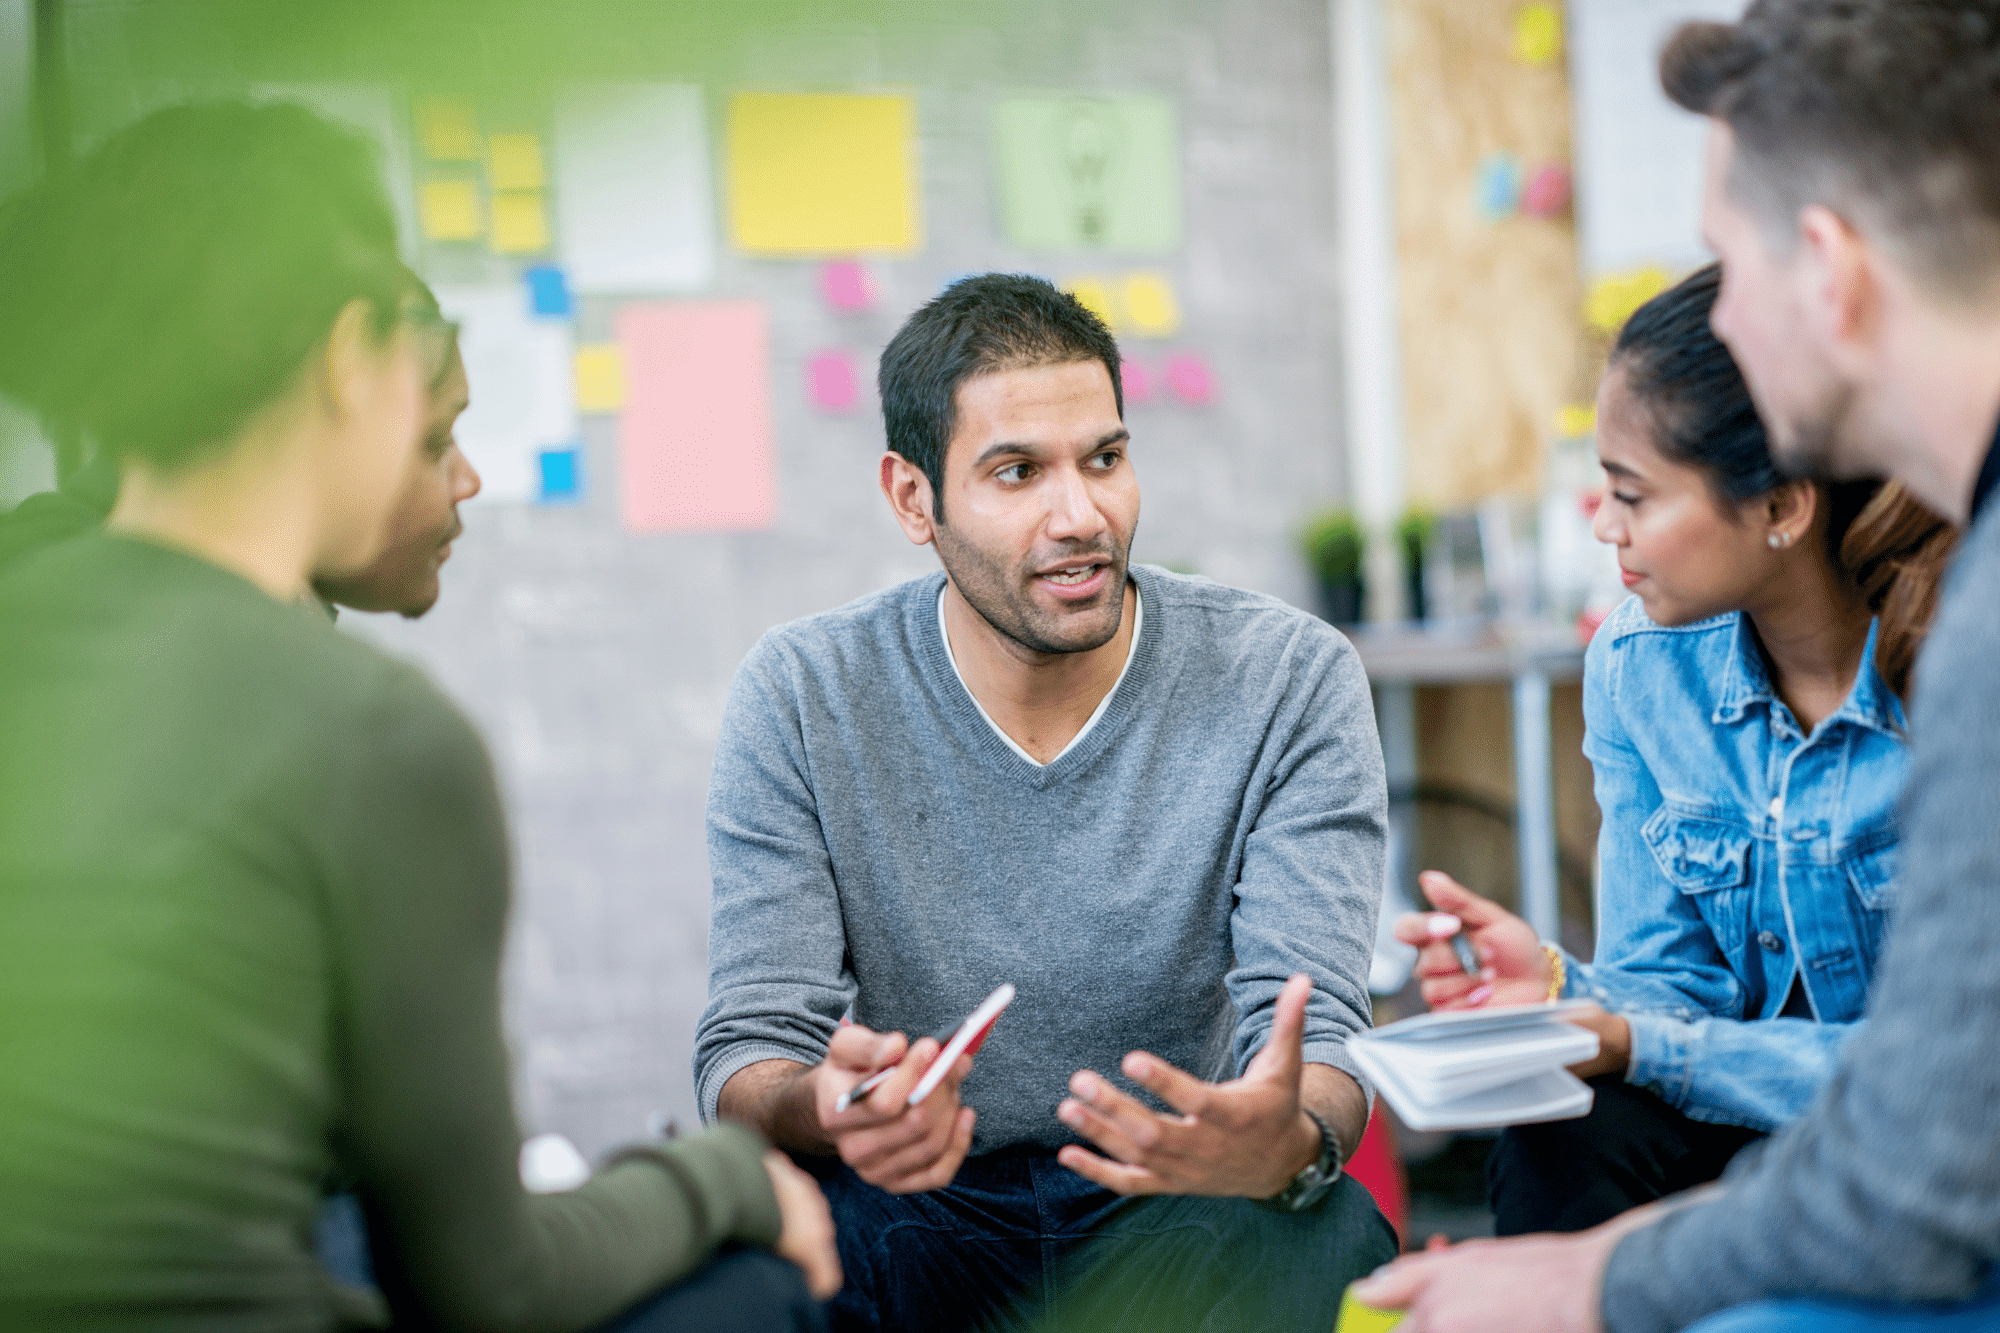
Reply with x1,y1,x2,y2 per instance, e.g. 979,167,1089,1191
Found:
1225,628,1385,1097
1600,530,2000,1332
693,637,855,1124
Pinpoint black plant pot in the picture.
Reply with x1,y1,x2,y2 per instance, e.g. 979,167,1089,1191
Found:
1319,577,1364,626
1406,563,1427,622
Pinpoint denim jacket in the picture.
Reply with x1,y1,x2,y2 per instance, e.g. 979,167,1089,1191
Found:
1561,596,1907,1132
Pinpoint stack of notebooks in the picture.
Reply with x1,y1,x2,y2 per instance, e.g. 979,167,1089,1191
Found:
1350,1000,1600,1132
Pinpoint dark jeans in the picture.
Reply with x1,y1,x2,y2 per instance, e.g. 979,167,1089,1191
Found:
316,1194,822,1332
1486,1076,1765,1236
812,1149,1398,1333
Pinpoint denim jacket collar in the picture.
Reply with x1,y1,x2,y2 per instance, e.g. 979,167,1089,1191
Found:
1711,613,1904,736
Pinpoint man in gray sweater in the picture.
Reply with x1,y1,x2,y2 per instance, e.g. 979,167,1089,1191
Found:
695,274,1395,1331
1356,3,2000,1329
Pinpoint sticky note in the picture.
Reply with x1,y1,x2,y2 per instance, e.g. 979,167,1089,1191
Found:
419,179,483,241
1122,272,1180,337
555,84,716,293
820,261,875,313
807,349,860,412
1063,277,1120,330
616,300,776,533
487,132,545,191
1120,357,1153,406
574,344,627,412
994,93,1182,252
1557,402,1598,438
1335,1285,1404,1333
1164,352,1215,407
727,93,918,255
491,190,549,254
1514,3,1563,66
1585,266,1673,333
538,446,582,502
431,284,578,504
1477,155,1522,220
524,265,572,318
417,97,481,161
1521,162,1572,218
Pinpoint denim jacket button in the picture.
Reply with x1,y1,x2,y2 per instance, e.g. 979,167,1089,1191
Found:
1757,930,1785,952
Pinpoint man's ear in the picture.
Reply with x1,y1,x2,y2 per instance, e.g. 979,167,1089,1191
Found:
318,297,386,423
1797,204,1878,371
879,452,938,547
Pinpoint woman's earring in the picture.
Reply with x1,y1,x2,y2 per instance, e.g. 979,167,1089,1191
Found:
1768,531,1792,549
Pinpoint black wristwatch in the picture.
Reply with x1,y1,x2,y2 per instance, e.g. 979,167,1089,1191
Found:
1260,1108,1343,1212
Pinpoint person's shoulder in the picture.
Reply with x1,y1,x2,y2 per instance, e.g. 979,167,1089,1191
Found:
739,571,946,682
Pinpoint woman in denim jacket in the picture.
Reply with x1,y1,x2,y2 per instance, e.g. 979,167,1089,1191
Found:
1395,265,1954,1235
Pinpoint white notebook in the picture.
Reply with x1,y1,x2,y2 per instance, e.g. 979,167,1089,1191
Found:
1351,1001,1600,1132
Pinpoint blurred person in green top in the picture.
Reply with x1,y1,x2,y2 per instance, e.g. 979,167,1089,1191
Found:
0,100,837,1331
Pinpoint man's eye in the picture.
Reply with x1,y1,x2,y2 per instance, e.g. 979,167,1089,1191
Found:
996,464,1031,484
426,431,453,459
1088,451,1121,471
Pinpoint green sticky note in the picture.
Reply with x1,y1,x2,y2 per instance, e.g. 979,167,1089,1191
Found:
992,93,1181,253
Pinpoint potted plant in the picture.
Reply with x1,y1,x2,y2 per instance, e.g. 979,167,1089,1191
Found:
1303,510,1366,624
1398,509,1435,621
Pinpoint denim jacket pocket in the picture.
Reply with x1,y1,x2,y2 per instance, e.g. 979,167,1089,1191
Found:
1844,839,1899,913
1642,806,1756,950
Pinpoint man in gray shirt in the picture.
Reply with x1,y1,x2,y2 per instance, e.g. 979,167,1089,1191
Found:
1356,3,2000,1329
695,274,1395,1331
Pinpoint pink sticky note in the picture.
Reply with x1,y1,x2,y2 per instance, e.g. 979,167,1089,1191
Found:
1521,163,1572,218
1164,352,1216,407
616,300,776,533
808,349,860,412
1120,357,1153,406
820,261,874,312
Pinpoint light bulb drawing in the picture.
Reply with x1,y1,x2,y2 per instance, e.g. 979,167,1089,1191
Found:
1047,97,1128,246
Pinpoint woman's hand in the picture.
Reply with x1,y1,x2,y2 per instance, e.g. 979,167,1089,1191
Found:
1392,871,1554,1010
1557,1003,1632,1079
763,1151,842,1300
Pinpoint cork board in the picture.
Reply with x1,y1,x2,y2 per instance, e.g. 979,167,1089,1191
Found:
1387,0,1586,508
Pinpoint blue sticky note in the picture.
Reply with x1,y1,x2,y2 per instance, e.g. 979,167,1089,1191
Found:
525,265,573,318
1477,155,1521,220
538,446,581,502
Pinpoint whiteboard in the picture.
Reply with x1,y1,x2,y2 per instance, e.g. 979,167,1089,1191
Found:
1568,0,1744,278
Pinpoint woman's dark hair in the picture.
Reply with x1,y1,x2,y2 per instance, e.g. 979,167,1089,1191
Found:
877,273,1122,521
0,100,409,471
1613,262,1952,697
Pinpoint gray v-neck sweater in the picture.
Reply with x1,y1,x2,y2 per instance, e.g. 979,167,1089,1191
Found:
695,564,1386,1153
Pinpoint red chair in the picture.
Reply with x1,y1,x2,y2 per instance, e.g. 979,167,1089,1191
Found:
1345,1102,1408,1243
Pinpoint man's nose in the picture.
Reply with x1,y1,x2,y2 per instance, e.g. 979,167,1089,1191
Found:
1043,465,1107,542
449,444,482,503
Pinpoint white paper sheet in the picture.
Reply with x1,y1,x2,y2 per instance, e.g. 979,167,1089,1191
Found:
431,285,578,505
1567,0,1745,278
553,83,716,293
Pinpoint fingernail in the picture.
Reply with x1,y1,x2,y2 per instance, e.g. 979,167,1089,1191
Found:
1479,967,1496,982
1427,913,1461,937
1466,985,1493,1005
1058,1101,1082,1126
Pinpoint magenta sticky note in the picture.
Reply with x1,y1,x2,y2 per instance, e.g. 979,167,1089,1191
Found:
1120,357,1153,406
615,300,776,533
808,349,860,412
1164,353,1215,407
820,261,874,312
1521,163,1572,218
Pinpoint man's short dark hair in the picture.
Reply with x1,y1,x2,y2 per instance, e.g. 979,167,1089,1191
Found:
1661,0,2000,293
877,273,1122,520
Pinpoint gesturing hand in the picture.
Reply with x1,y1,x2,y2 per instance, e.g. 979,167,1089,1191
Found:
810,1023,976,1195
1054,973,1325,1199
1392,871,1552,1010
762,1151,842,1300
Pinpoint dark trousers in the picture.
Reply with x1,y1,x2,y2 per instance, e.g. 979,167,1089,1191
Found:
1486,1076,1765,1236
812,1149,1398,1333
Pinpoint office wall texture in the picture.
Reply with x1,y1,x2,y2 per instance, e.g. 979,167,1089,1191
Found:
48,1,1351,1153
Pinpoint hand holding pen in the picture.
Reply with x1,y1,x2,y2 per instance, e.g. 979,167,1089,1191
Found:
808,1023,977,1196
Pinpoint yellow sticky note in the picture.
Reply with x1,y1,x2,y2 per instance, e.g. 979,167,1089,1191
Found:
727,93,918,255
419,179,483,242
1585,266,1673,333
1063,277,1121,330
488,133,545,191
491,190,549,254
417,97,481,161
575,345,627,413
1556,402,1598,438
1515,3,1563,66
1122,272,1181,337
1335,1285,1405,1333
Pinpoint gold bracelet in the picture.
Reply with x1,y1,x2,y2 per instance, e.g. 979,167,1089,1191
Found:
1540,944,1566,1004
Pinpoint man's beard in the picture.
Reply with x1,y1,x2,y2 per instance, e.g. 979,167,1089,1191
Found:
934,521,1133,657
